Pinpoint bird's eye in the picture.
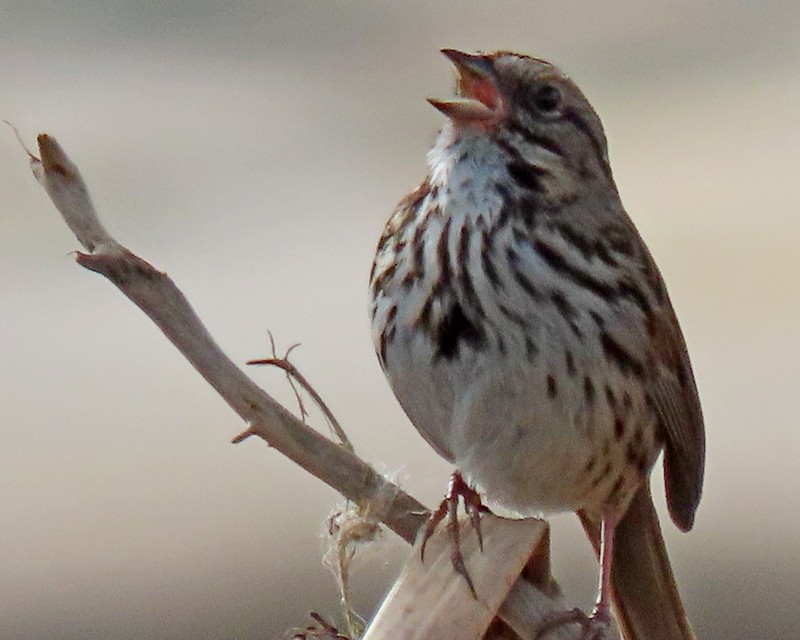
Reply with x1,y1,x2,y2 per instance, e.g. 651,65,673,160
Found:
533,84,562,115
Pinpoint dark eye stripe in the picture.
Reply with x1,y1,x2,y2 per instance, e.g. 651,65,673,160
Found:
562,107,612,179
508,120,564,157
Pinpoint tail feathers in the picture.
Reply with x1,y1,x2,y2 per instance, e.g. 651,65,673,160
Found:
578,485,696,640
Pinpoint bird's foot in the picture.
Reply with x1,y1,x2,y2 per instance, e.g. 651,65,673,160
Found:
534,604,610,640
419,470,489,598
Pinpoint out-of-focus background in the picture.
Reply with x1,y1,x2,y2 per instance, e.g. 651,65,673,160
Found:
2,2,798,639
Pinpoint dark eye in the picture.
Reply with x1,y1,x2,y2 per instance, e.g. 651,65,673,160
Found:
533,84,562,115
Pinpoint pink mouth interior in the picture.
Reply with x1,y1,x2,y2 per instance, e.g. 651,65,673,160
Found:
462,76,499,111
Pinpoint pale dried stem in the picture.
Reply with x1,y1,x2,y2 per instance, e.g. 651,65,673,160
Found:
27,133,424,541
24,133,599,640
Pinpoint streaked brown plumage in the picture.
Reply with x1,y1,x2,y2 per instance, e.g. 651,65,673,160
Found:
369,49,705,639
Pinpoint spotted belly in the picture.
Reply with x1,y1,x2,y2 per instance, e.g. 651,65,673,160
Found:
381,322,661,518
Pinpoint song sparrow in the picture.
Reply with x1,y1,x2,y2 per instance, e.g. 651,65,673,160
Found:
369,50,705,639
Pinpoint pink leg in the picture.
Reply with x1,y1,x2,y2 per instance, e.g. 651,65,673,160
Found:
536,515,618,640
592,515,618,622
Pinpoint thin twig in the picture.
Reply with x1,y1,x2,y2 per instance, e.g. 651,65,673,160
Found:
264,331,310,424
248,349,354,453
5,121,37,159
291,612,349,640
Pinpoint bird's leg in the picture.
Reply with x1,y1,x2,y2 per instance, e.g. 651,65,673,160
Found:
591,516,618,623
419,470,487,598
535,515,618,640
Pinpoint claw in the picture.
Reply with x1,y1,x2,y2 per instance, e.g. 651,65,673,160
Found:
418,471,488,598
464,488,485,551
420,499,447,562
449,533,478,598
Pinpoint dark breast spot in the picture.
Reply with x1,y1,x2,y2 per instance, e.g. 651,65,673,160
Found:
592,461,613,488
481,227,503,290
583,376,595,404
604,384,616,408
546,374,558,398
589,311,606,328
433,302,486,360
600,332,645,378
496,334,507,356
617,278,652,314
622,391,633,410
370,260,397,295
378,333,388,368
551,290,583,340
608,475,626,503
525,336,538,360
507,161,547,193
565,350,576,377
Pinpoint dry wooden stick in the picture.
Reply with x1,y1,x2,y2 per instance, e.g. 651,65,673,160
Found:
26,132,424,543
24,133,601,640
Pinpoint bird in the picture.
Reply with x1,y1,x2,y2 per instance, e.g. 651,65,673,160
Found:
369,49,705,639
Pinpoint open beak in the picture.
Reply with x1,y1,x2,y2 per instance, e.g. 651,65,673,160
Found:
428,49,500,122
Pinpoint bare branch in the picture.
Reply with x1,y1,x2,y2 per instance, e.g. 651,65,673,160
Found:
28,133,425,545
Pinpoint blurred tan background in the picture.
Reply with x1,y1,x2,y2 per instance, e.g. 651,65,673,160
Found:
2,2,799,639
